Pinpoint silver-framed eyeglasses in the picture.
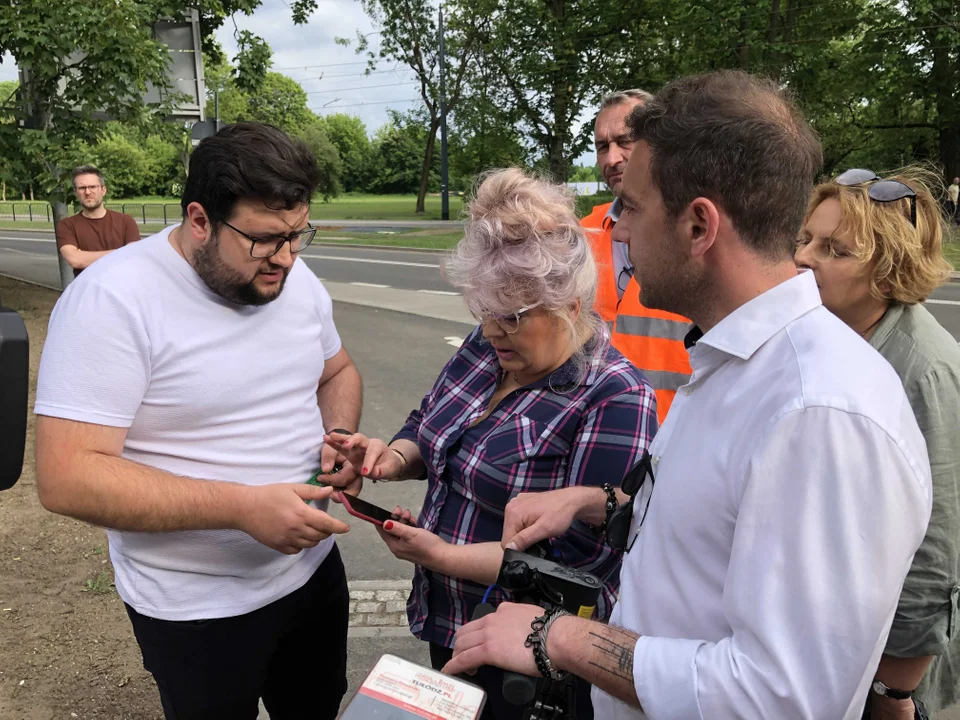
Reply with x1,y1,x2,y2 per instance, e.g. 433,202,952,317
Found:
222,220,317,259
473,302,541,334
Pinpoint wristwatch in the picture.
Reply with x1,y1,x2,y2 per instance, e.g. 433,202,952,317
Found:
871,680,914,700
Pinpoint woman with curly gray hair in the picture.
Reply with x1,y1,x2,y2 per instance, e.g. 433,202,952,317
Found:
325,168,658,719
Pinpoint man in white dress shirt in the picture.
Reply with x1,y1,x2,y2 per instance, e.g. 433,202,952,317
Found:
442,70,932,719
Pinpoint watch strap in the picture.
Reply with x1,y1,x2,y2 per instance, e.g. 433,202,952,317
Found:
872,680,914,700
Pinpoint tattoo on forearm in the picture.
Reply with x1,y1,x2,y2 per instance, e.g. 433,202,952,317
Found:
588,630,635,682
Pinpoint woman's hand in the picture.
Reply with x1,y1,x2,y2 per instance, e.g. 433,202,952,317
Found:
323,431,404,487
318,438,362,496
377,507,449,572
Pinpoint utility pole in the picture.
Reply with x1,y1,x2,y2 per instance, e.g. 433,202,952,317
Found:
438,4,450,221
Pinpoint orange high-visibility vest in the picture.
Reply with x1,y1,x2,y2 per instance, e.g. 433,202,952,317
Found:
582,202,693,423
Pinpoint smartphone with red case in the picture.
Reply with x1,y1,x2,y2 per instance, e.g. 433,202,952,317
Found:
338,492,411,528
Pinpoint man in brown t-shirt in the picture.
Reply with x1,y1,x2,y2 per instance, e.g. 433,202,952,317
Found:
56,165,141,278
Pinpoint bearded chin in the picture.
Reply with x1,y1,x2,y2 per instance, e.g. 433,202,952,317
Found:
191,235,286,306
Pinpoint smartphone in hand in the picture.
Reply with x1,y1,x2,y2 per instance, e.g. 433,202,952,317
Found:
305,465,343,489
303,466,342,508
338,493,411,528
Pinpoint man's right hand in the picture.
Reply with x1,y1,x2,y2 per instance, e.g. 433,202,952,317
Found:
236,484,350,555
501,486,602,551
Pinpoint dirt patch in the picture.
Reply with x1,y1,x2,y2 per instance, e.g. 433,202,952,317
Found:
0,277,163,720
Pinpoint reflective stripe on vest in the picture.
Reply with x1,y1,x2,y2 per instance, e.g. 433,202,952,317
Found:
644,369,691,393
583,201,694,424
615,315,692,343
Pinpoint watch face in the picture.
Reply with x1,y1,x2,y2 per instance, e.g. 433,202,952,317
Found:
872,681,887,696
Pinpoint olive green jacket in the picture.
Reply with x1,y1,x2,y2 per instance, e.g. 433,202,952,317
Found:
871,303,960,713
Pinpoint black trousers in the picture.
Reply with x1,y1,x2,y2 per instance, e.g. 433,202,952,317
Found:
126,545,349,720
430,642,595,720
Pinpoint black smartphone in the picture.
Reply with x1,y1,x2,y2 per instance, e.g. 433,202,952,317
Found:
338,493,410,528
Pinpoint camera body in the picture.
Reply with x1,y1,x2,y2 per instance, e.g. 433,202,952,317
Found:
472,543,602,720
498,545,602,618
0,302,28,491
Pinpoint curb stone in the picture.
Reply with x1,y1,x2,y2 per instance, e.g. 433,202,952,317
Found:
348,580,411,631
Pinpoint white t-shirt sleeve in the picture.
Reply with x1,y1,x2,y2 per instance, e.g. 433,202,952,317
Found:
310,272,342,361
631,405,931,719
35,280,151,428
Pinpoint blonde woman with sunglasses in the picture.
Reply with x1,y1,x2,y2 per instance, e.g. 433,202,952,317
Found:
797,167,960,720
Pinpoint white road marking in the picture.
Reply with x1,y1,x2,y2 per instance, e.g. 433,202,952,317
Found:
0,236,52,243
926,299,960,306
444,336,465,347
349,282,391,289
299,253,439,269
418,289,459,296
0,247,37,254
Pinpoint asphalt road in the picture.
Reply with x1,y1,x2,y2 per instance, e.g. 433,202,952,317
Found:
2,229,958,339
0,231,459,293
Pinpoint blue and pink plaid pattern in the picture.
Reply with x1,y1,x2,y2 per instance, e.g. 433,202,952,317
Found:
392,327,658,648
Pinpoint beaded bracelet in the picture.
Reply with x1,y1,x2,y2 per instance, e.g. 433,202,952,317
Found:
588,483,619,535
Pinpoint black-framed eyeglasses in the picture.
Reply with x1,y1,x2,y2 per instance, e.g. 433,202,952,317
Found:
606,451,655,553
222,220,317,259
617,266,636,294
835,169,917,227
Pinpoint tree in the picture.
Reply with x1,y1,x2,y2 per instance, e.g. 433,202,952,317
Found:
468,0,641,181
851,0,960,180
319,113,372,192
205,70,315,135
0,0,174,224
606,0,876,175
448,69,528,190
244,73,315,133
570,164,600,182
344,0,483,213
0,80,21,201
366,111,434,195
298,121,343,200
0,0,321,247
92,132,153,198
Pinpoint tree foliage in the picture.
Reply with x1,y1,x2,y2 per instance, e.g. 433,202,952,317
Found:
366,110,436,195
318,113,373,193
297,121,343,200
0,0,319,219
465,0,640,181
342,0,483,212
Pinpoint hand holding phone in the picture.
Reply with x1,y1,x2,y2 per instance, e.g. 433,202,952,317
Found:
337,492,412,528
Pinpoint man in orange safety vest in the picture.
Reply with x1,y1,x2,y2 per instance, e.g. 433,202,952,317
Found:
582,90,693,423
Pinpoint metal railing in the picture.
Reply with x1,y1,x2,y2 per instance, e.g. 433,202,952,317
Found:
0,202,181,225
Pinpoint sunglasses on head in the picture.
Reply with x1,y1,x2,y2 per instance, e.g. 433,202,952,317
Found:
835,169,917,227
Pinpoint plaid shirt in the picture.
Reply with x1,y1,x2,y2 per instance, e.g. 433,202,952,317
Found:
392,327,658,648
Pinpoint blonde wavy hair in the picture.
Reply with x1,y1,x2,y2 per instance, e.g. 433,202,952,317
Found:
442,167,607,379
805,165,952,304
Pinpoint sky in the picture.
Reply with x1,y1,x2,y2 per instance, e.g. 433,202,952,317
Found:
0,0,597,165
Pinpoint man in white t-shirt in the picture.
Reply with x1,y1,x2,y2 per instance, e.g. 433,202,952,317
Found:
442,72,932,719
35,123,363,719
